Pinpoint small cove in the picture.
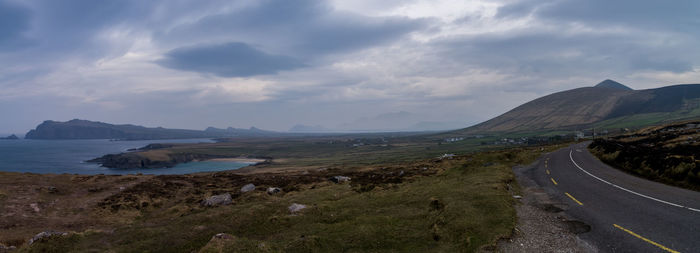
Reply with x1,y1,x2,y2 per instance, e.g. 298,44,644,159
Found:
0,139,252,175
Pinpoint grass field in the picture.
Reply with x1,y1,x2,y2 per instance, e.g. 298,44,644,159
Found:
16,143,565,252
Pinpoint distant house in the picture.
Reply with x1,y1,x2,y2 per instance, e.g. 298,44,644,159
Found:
444,137,465,143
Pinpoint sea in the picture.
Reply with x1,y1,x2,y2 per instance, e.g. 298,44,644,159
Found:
0,139,253,175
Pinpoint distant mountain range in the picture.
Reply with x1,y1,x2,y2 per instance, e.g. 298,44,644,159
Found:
456,80,700,134
299,111,468,132
24,80,700,139
288,124,332,133
25,119,278,140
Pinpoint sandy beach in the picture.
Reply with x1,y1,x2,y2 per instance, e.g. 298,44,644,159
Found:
207,158,267,164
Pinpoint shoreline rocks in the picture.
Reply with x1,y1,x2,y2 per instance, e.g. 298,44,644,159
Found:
88,153,226,169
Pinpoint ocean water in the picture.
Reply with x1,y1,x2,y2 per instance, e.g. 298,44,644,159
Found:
0,139,253,175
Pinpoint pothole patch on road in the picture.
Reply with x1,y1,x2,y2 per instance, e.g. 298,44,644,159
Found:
563,220,591,234
540,203,565,213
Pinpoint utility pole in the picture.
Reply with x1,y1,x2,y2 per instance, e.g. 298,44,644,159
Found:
592,127,596,140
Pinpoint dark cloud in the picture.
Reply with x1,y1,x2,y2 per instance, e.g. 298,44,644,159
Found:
0,1,32,50
159,0,428,56
157,42,306,77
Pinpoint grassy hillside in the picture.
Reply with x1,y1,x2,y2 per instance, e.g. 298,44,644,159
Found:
464,87,634,133
592,104,700,130
453,83,700,135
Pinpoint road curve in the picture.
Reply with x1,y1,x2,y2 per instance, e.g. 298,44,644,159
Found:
525,141,700,252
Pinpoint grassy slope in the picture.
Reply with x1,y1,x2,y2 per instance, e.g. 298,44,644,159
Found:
592,105,700,130
21,144,564,252
589,120,700,191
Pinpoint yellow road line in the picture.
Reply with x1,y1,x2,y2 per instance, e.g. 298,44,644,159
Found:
565,192,583,205
550,178,558,185
613,224,680,253
546,169,550,175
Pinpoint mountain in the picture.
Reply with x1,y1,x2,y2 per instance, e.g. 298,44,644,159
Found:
458,80,700,134
25,119,277,140
204,126,277,136
595,79,632,90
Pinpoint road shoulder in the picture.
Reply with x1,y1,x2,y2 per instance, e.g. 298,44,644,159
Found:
497,163,598,253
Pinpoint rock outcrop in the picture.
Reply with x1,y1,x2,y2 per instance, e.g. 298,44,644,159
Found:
266,187,282,195
28,231,68,245
288,203,307,214
88,152,225,169
240,184,256,193
330,176,351,183
201,193,233,207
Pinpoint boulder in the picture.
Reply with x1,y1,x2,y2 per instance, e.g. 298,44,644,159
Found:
240,183,256,193
47,186,58,193
330,176,351,183
198,233,236,252
29,203,40,213
267,187,282,195
288,203,307,214
212,233,234,240
28,231,68,245
201,193,232,207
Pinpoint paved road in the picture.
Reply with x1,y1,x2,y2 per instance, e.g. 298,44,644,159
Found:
525,141,700,252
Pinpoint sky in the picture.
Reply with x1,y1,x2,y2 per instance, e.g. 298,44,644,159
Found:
1,0,699,134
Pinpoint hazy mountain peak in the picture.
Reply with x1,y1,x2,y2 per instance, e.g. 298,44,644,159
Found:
595,79,632,90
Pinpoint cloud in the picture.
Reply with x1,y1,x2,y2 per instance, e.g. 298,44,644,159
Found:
157,42,306,77
437,30,695,74
158,0,428,56
1,0,700,133
497,0,700,33
0,0,32,50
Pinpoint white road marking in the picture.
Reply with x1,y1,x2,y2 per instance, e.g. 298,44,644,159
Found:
569,149,700,213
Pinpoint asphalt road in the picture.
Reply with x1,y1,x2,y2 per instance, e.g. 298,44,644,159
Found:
525,141,700,253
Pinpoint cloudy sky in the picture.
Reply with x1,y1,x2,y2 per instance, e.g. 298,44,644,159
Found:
1,0,699,134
